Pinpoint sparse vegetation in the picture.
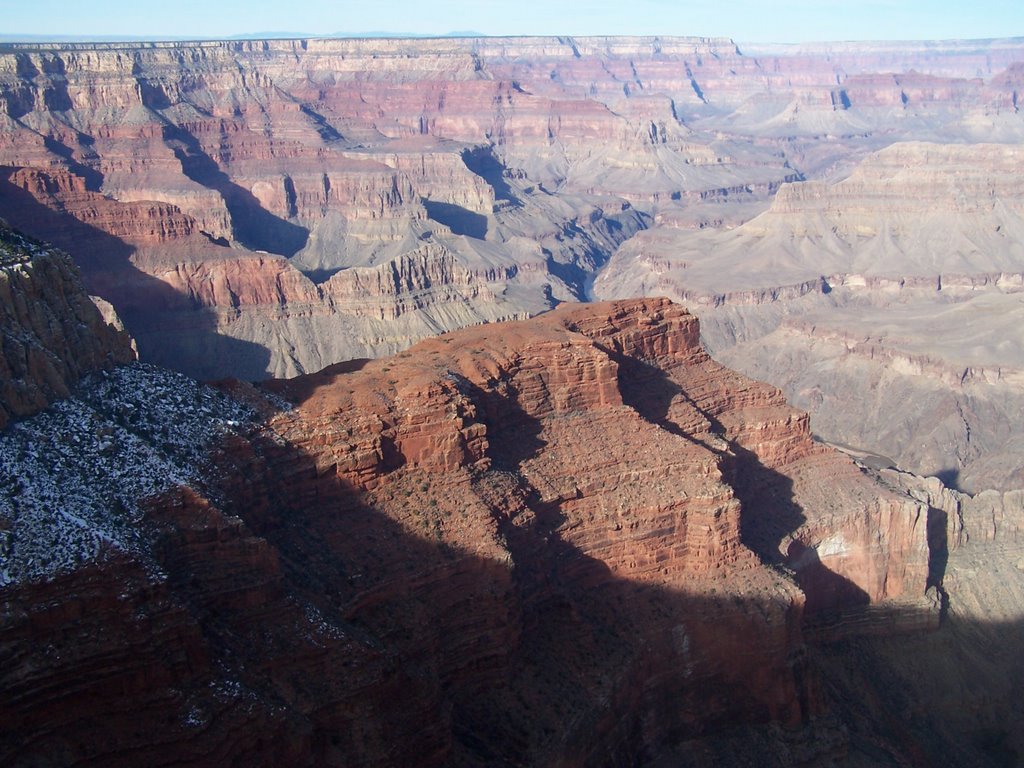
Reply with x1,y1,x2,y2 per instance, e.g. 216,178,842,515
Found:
0,363,255,585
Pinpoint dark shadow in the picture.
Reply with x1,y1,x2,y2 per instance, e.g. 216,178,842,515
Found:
593,344,808,568
300,267,344,284
543,247,591,301
2,343,1023,768
925,506,951,621
137,78,172,110
787,541,871,614
460,145,519,206
422,199,488,239
200,231,230,247
161,124,310,257
299,104,344,142
934,467,962,491
263,358,370,402
41,136,104,191
0,168,272,380
926,507,950,592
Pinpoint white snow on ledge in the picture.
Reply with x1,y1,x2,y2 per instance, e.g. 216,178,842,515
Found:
0,363,257,587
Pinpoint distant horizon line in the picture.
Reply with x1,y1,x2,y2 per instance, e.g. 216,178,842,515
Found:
2,31,1023,47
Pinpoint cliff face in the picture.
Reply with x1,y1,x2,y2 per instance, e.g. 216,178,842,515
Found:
596,141,1024,493
0,37,1021,380
0,298,946,766
0,222,135,428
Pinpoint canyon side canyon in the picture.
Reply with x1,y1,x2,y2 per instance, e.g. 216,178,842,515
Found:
1,32,1024,767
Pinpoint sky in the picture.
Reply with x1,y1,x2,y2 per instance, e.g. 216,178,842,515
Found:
2,0,1023,44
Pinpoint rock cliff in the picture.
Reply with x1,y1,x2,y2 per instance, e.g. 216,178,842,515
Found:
1,37,1021,381
596,141,1024,492
0,298,954,766
0,221,134,428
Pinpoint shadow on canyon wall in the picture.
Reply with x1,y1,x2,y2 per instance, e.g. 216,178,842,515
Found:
934,467,962,492
461,146,519,206
216,379,1024,767
0,170,273,380
1,379,1022,768
601,345,874,613
161,125,310,258
423,199,489,239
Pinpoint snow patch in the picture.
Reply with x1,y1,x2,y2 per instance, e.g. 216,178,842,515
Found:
0,363,256,586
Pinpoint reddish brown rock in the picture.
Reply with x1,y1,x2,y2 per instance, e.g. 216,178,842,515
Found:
2,37,1019,381
0,222,135,427
0,297,944,765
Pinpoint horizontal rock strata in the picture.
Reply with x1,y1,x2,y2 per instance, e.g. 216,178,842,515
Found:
0,222,135,427
0,298,940,765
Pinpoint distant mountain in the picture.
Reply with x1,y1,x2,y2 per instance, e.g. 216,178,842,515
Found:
0,33,195,43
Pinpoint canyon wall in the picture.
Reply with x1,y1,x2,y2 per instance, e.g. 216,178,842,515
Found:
1,36,1021,383
0,298,955,766
0,32,1021,764
596,141,1024,492
0,221,134,427
0,35,1021,499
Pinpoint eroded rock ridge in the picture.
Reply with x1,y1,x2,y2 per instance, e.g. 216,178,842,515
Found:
0,298,957,766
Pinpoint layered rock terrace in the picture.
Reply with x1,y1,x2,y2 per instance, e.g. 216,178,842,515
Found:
2,36,1022,382
0,296,945,766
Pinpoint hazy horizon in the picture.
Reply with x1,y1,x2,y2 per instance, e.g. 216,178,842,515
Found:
5,0,1023,45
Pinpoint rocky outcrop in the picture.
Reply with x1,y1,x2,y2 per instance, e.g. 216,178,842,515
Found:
796,465,1024,767
0,222,134,427
596,141,1024,493
0,298,942,766
881,469,1024,551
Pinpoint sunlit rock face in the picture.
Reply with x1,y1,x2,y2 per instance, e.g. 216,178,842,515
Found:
1,32,1023,765
2,297,965,766
595,140,1024,493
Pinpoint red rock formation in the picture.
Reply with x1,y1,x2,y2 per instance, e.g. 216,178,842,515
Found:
0,222,135,427
0,298,940,765
3,37,1019,380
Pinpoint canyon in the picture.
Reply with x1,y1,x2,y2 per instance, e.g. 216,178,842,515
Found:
1,32,1024,766
1,35,1023,488
2,235,1023,765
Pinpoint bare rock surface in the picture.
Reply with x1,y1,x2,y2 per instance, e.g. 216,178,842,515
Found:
794,467,1024,766
596,142,1024,492
0,221,134,427
1,298,970,766
1,36,1022,386
2,35,1022,490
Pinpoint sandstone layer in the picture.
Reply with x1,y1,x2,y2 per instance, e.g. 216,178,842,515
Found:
1,298,956,766
595,141,1024,492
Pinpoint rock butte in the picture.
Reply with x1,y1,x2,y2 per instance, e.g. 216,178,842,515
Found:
2,238,1023,765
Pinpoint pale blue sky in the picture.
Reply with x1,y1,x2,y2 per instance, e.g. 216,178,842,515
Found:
2,0,1023,43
